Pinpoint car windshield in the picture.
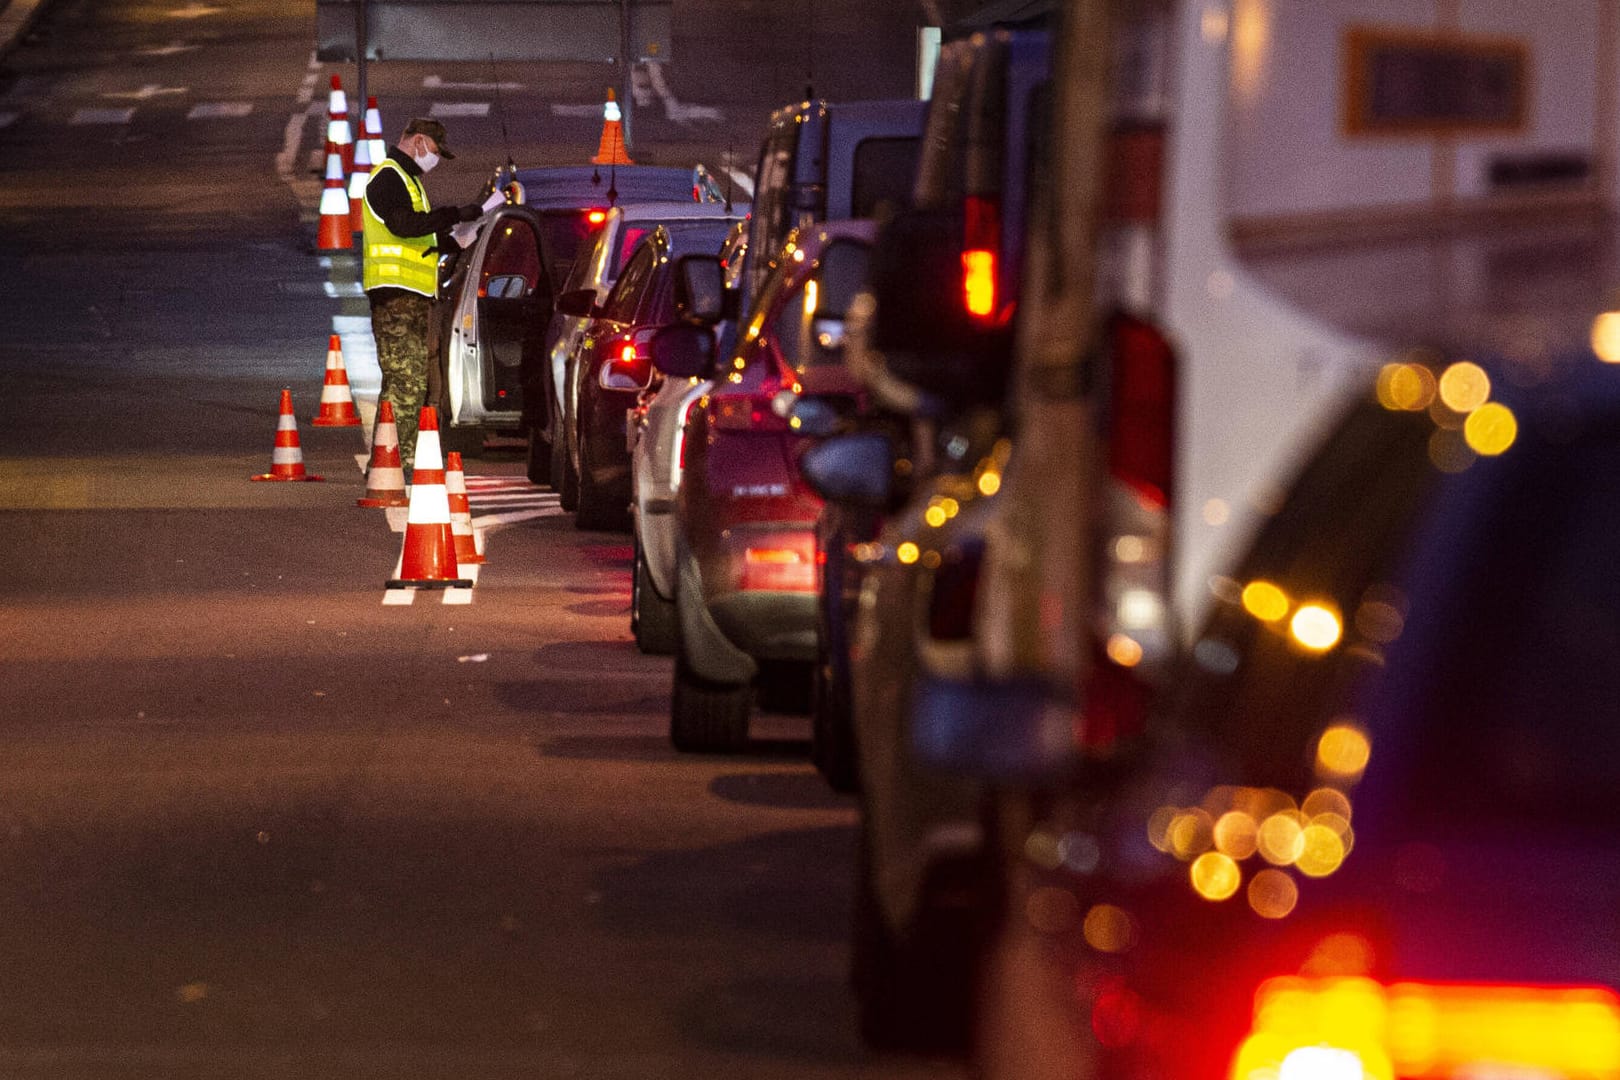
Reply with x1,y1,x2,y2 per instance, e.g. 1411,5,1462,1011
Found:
615,218,736,278
1179,387,1620,832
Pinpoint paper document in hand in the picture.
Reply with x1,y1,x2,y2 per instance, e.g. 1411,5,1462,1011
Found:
451,222,479,249
481,191,506,214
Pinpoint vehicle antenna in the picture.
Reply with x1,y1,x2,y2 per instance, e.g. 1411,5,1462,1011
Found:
723,141,734,214
805,0,816,100
489,53,516,182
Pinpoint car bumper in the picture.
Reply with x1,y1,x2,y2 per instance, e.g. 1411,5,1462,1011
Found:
708,590,818,662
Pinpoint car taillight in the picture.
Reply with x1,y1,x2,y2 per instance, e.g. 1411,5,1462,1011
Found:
599,332,655,391
586,209,607,225
1081,312,1176,751
740,538,816,592
961,194,1001,323
710,392,788,432
1231,976,1620,1080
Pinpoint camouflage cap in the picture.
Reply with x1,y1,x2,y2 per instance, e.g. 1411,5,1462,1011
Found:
402,117,456,159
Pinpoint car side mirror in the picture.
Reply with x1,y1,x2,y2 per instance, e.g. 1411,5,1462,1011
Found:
555,287,598,319
799,432,895,509
674,254,727,324
649,323,715,379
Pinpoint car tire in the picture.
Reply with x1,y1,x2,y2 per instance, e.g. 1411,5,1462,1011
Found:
811,644,859,792
525,424,550,485
442,423,484,458
851,821,992,1056
632,539,676,655
670,646,751,753
556,434,579,512
756,659,812,715
574,434,625,531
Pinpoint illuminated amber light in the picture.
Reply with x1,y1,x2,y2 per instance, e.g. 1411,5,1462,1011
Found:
962,249,996,317
977,469,1001,496
1230,977,1620,1080
1168,809,1215,860
1296,824,1347,877
1258,812,1305,865
1317,724,1371,779
939,497,960,518
1191,852,1242,901
1464,401,1517,456
896,542,920,565
1247,868,1299,919
1115,536,1148,563
1241,580,1290,622
1083,904,1136,953
1593,312,1620,363
803,278,818,316
924,505,948,528
1213,811,1259,860
1377,363,1437,412
1437,361,1490,413
1290,604,1342,651
1302,788,1353,822
1106,633,1144,668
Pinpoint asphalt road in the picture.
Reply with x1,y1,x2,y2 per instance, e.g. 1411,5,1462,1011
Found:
0,1,965,1076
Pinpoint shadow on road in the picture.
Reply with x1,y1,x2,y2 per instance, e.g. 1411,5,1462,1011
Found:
708,770,851,811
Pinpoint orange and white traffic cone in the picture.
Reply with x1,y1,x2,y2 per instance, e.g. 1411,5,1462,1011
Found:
317,139,351,251
361,95,386,173
347,120,373,234
357,399,409,507
445,451,486,565
590,88,634,166
251,389,324,482
386,407,473,589
326,74,354,176
311,333,363,426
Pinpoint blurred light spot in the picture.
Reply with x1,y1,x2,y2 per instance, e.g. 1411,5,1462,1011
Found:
1106,633,1144,668
1201,5,1230,43
1280,1046,1368,1080
1194,637,1241,675
1025,830,1063,870
896,542,919,565
1428,428,1476,473
1310,812,1354,856
1438,362,1490,413
1026,885,1082,934
255,830,271,845
1083,904,1137,953
1378,362,1437,411
1301,932,1375,976
1118,589,1163,629
1204,498,1231,526
1242,580,1290,622
177,982,209,1003
977,469,1001,496
1317,723,1371,780
1208,269,1235,298
1258,812,1306,865
940,497,960,518
924,505,947,528
1592,312,1620,363
1147,805,1178,853
1115,535,1148,563
1169,808,1215,860
1209,575,1244,604
1248,868,1299,919
1249,482,1287,516
1191,851,1242,900
921,549,942,569
1060,832,1102,874
1296,823,1347,877
1290,604,1342,651
1302,787,1353,822
1354,600,1405,644
1464,401,1517,456
1214,810,1259,860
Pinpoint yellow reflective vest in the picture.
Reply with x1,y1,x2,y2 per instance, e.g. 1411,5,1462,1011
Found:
362,157,438,297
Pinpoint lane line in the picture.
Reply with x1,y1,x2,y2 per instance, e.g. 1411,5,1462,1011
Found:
70,108,134,125
423,75,522,91
188,102,252,120
429,102,489,118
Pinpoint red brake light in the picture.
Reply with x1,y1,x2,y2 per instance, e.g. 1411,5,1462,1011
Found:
586,209,607,225
962,195,1001,322
740,539,816,592
1108,312,1176,510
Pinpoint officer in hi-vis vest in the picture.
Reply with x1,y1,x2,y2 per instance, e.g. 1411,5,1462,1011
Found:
361,118,485,469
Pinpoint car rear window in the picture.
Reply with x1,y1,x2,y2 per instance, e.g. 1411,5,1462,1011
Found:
538,210,607,289
850,137,921,219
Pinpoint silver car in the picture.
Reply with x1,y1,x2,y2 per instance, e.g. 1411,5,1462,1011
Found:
628,373,712,653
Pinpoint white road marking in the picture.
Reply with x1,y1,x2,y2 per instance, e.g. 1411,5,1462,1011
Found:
549,103,600,119
167,3,222,18
188,102,252,119
471,507,567,529
724,168,754,197
638,61,723,124
0,113,17,129
137,42,198,57
103,84,187,101
324,281,364,298
274,111,303,181
382,588,415,606
423,75,523,91
71,108,134,125
296,73,317,106
429,102,489,118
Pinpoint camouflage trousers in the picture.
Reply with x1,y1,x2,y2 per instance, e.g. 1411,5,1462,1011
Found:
369,290,433,469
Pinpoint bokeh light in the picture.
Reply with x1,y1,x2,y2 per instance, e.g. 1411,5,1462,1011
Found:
1290,604,1342,651
1214,810,1260,860
1083,904,1137,953
1317,723,1371,779
1592,312,1620,363
1438,362,1490,412
1242,580,1290,622
1464,401,1517,456
1258,812,1306,865
1191,851,1242,901
1247,868,1299,919
1296,823,1348,877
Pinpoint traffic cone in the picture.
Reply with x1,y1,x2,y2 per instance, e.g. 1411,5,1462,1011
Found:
386,407,473,589
311,333,362,426
357,399,409,507
251,389,324,482
326,74,353,175
317,139,351,251
445,451,485,565
362,95,386,172
590,88,634,166
347,119,373,234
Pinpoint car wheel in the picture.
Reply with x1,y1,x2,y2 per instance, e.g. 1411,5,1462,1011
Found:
575,433,627,531
756,659,812,715
811,642,859,792
556,434,579,512
442,422,484,458
851,819,993,1056
632,539,676,655
670,645,751,753
525,424,550,485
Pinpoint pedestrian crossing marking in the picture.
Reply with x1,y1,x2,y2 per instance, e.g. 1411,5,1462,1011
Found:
188,102,253,120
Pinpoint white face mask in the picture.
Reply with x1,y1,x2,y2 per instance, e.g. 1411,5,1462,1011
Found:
412,141,439,173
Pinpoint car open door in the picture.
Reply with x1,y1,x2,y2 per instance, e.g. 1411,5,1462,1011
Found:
445,206,553,431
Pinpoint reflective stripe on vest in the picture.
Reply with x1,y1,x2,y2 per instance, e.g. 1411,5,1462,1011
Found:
362,158,438,297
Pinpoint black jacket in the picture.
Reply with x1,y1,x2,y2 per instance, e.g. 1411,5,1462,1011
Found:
365,148,467,239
